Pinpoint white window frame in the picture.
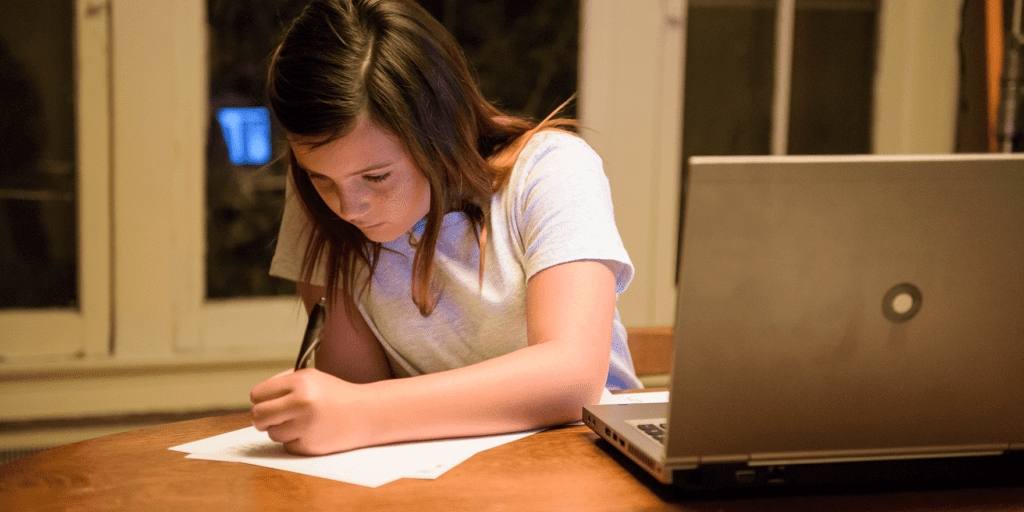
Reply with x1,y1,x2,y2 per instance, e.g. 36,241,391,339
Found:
1,1,301,428
0,0,112,362
108,0,304,360
1,1,305,365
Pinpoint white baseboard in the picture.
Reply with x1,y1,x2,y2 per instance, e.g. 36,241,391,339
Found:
0,357,290,451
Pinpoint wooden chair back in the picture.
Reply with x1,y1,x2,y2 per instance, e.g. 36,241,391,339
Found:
624,326,672,377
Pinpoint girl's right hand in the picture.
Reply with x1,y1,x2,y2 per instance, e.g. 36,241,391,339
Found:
249,368,380,455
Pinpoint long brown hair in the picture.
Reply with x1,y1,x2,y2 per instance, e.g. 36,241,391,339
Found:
268,0,574,315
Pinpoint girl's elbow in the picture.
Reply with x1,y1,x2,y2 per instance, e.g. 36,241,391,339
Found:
559,365,607,421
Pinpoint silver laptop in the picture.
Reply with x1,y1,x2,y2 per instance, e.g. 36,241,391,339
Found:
584,154,1024,490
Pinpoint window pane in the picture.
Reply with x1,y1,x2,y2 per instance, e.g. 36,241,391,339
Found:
682,1,777,161
418,0,580,120
0,1,77,309
788,0,878,155
205,0,306,299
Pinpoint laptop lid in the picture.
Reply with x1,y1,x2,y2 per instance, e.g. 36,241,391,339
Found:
664,154,1024,469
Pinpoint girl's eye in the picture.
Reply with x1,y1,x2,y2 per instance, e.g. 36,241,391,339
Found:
363,172,391,184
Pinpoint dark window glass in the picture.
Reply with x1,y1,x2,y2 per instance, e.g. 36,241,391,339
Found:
788,0,878,155
682,1,777,162
205,0,306,299
418,0,580,120
0,1,77,309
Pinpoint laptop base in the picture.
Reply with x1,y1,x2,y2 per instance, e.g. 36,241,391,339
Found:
673,452,1024,492
592,436,1024,496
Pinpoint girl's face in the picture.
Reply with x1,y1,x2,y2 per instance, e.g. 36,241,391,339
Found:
290,115,431,243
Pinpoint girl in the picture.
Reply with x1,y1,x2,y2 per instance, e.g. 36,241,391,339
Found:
250,0,641,455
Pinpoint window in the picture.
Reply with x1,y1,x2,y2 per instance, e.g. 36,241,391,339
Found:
0,2,77,309
205,0,305,300
0,1,110,361
418,0,580,120
678,0,880,279
788,0,878,155
681,0,879,163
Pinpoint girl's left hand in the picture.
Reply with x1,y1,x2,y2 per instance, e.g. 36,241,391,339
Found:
249,368,378,455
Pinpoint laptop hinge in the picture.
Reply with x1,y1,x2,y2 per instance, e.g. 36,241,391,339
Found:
698,454,749,464
749,443,1009,467
663,455,700,470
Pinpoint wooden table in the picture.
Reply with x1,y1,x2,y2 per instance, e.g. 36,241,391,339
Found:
2,413,1023,511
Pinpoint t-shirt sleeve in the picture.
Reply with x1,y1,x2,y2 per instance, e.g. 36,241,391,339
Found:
509,133,634,293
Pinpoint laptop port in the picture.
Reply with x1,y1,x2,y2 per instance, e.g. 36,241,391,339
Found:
766,465,786,484
734,469,757,484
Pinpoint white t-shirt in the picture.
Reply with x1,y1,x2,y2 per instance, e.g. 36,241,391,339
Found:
270,131,642,389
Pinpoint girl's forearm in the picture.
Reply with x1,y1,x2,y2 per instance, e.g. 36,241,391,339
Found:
363,336,610,445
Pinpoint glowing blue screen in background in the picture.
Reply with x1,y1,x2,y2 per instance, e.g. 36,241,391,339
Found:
217,107,271,165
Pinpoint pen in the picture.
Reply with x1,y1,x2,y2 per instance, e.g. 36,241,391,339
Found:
295,297,326,371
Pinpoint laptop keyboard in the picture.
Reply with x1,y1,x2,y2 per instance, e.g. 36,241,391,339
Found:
635,422,668,444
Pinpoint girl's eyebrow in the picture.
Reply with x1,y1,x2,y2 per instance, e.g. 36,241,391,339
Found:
300,161,395,178
352,162,393,175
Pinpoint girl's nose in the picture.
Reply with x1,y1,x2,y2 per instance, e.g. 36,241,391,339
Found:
334,182,370,223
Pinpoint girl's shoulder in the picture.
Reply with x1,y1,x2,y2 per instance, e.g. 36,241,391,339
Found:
495,129,608,217
509,129,601,184
518,129,593,159
488,126,591,174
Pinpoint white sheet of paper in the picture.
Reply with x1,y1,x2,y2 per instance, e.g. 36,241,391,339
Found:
598,389,669,404
171,426,538,488
169,390,654,487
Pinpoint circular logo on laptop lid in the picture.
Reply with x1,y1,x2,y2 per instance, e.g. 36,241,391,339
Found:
882,283,922,323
